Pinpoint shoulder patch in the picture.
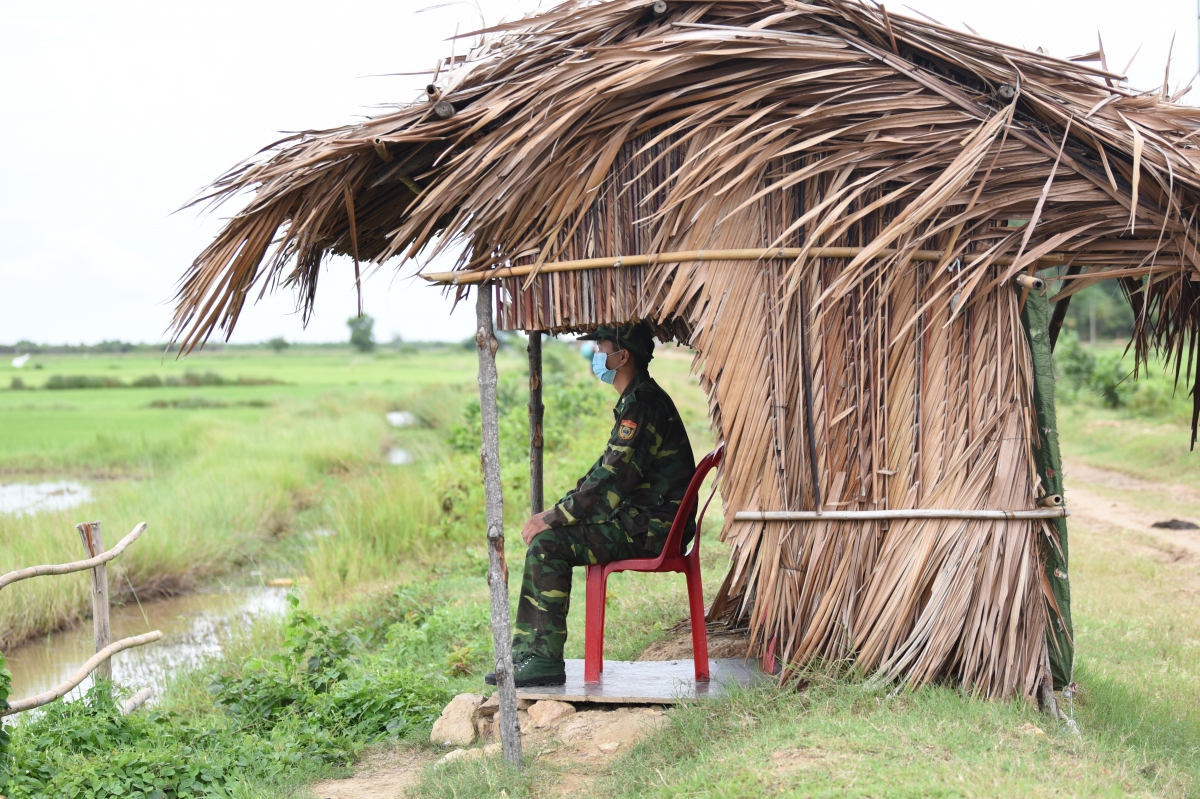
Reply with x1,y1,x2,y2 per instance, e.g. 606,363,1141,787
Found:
618,419,639,440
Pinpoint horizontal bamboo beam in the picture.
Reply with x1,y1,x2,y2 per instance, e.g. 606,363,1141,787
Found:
420,247,1068,285
733,508,1070,521
0,523,146,592
122,687,154,715
2,630,163,716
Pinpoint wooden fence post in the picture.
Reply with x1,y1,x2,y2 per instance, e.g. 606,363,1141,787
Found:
75,521,111,682
528,331,544,515
476,283,522,768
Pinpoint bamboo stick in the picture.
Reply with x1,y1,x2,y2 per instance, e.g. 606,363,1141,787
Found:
475,284,522,768
2,631,163,716
528,332,545,515
76,521,111,682
122,687,154,715
420,247,1068,286
733,509,1070,521
0,523,147,591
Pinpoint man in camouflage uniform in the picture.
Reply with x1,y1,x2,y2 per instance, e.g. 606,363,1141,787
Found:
486,323,696,687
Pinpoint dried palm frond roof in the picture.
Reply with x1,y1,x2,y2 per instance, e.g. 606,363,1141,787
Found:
175,0,1200,429
177,0,1200,699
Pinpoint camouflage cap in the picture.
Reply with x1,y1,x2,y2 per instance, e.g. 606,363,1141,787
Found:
579,322,655,364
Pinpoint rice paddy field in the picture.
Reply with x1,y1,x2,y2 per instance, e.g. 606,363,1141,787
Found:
0,340,1197,798
0,345,486,650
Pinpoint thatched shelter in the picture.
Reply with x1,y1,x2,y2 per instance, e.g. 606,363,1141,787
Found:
175,0,1200,702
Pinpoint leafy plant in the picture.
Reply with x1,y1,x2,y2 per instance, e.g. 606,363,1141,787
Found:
0,651,11,787
1090,352,1135,408
210,592,360,722
1054,331,1095,395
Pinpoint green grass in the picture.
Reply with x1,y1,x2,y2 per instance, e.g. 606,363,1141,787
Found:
0,347,484,648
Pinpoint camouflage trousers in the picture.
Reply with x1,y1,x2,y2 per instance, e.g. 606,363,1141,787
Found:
513,519,660,660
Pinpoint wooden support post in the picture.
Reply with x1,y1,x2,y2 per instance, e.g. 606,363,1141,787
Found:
75,521,111,682
476,283,522,768
528,331,545,515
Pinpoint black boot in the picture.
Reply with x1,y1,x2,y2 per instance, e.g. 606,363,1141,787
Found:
484,650,566,687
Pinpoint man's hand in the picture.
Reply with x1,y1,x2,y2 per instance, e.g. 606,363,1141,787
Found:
521,511,551,545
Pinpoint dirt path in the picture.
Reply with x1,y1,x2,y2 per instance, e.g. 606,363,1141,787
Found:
311,748,432,799
1063,458,1200,563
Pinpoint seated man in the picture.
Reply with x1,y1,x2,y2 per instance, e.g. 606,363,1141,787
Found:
486,322,696,687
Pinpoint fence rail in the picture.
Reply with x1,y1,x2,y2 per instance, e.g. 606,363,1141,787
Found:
0,522,146,591
3,631,163,716
0,520,160,716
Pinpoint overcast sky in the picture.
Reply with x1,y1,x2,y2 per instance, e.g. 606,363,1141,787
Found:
1,0,1195,346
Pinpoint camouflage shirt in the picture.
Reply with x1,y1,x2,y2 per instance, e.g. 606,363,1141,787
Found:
544,370,696,547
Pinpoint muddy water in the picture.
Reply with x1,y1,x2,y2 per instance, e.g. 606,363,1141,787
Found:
5,586,289,708
0,482,92,516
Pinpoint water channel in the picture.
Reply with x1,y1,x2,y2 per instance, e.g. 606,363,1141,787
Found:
5,586,289,709
3,412,415,711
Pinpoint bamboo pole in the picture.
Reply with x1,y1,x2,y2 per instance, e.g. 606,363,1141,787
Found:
76,521,111,682
0,523,146,591
420,247,1069,285
528,332,545,515
475,283,522,768
122,687,154,715
733,508,1070,521
2,631,163,716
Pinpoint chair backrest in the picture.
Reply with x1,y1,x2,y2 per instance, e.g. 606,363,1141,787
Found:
660,445,724,559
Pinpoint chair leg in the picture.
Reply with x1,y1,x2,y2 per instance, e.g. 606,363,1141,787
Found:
685,560,709,681
598,575,607,672
584,565,605,683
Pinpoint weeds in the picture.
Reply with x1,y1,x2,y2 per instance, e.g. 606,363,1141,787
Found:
0,653,10,784
411,752,549,799
2,597,451,798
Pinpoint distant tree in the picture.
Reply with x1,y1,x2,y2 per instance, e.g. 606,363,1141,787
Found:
347,315,376,353
267,337,289,354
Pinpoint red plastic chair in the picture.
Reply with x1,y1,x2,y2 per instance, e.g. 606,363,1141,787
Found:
583,446,723,683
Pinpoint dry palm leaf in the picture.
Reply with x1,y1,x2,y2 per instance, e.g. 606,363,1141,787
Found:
175,0,1200,699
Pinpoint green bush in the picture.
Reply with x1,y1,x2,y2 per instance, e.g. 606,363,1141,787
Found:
45,374,125,390
131,374,163,387
8,377,24,390
1090,352,1135,408
1054,331,1095,395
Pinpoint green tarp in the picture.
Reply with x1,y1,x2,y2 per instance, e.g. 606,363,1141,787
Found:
1020,288,1075,689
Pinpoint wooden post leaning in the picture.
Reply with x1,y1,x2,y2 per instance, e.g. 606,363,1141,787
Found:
475,283,522,768
76,521,112,682
528,331,545,515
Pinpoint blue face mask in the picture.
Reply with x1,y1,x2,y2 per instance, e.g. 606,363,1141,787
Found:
591,350,618,384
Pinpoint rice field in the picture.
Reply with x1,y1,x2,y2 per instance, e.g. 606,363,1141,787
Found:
0,345,483,648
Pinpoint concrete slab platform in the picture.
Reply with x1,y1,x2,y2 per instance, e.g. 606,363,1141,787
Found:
515,658,768,704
